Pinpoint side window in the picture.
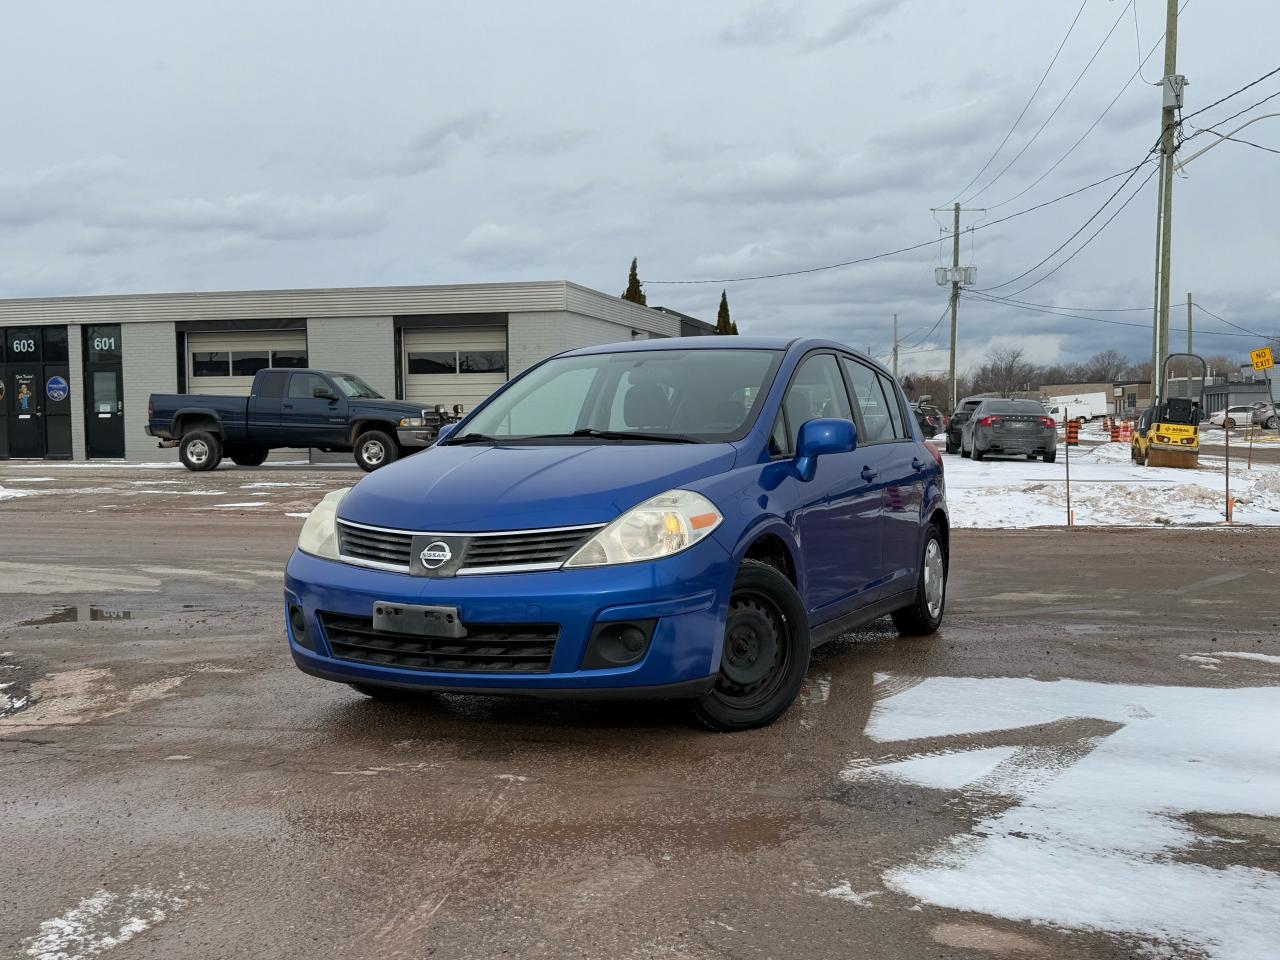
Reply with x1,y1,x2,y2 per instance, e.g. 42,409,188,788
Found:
288,373,329,399
783,355,853,449
256,370,287,398
840,357,891,443
878,374,908,439
770,411,791,458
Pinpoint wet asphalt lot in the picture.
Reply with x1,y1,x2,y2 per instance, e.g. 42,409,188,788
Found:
2,465,1278,959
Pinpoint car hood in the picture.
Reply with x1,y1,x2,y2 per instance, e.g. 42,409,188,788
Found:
338,442,739,531
350,398,426,417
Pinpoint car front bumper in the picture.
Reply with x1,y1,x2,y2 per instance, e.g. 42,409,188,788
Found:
284,542,733,697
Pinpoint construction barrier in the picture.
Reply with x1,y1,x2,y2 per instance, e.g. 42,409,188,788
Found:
1066,420,1080,446
1120,421,1133,442
1110,421,1122,442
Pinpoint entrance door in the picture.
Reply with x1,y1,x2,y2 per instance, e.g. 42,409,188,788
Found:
86,366,125,458
9,367,45,457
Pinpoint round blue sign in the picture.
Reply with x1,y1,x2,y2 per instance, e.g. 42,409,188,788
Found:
47,375,70,402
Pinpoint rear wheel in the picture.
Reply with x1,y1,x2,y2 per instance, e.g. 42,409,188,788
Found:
355,430,397,472
180,430,222,472
1267,416,1279,430
1043,450,1057,464
227,445,269,467
891,525,947,635
960,437,971,458
691,560,809,732
972,444,985,461
1224,417,1236,429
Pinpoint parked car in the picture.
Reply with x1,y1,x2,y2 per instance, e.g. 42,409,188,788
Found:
1249,400,1280,430
945,396,986,454
910,395,948,438
148,368,461,472
285,337,949,731
1209,405,1254,429
960,398,1057,462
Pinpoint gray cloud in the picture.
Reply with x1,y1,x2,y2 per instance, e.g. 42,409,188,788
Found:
490,127,596,157
800,0,909,52
716,3,797,48
357,111,492,177
0,157,125,227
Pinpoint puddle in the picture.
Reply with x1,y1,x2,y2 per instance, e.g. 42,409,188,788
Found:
18,605,136,626
844,676,1280,960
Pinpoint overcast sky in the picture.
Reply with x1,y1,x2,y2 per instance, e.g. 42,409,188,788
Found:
2,0,1277,373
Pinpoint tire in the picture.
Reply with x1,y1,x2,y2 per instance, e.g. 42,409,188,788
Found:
180,430,222,472
355,430,398,472
227,445,269,467
1267,417,1279,430
972,444,985,461
348,682,419,702
960,437,971,459
1026,453,1038,461
891,525,947,636
690,560,810,732
1043,450,1057,464
945,436,959,454
1224,418,1235,430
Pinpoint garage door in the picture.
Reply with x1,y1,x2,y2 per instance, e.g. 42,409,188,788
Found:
187,331,308,396
403,327,507,412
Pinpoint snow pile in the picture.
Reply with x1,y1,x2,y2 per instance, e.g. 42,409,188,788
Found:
945,442,1280,527
847,675,1280,959
0,486,37,502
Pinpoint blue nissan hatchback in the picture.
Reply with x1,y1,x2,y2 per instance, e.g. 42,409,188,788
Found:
285,337,948,730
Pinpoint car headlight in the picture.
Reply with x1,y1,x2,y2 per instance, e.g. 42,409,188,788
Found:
399,416,427,429
564,490,722,568
297,487,351,560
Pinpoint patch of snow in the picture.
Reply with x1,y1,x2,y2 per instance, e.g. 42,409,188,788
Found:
240,482,295,488
844,746,1019,792
1,477,56,483
22,884,193,959
211,501,267,508
285,511,311,518
821,881,879,906
945,443,1280,527
1180,654,1221,670
1205,651,1280,667
853,676,1280,959
0,486,38,501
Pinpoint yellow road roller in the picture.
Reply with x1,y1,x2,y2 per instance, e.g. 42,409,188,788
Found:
1131,353,1207,468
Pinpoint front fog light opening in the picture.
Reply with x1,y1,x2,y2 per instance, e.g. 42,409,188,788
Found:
289,604,314,651
582,620,656,670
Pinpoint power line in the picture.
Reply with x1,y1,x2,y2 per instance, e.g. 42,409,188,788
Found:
1132,0,1156,85
1182,64,1280,123
648,161,1151,285
977,153,1158,292
947,0,1090,203
902,302,951,350
1192,302,1280,343
1225,135,1280,156
962,0,1136,204
972,291,1152,312
984,0,1189,211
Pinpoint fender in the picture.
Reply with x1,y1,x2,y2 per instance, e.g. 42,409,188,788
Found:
172,407,226,436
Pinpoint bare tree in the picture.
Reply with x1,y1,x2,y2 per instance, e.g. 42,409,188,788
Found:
971,348,1037,398
1080,349,1129,382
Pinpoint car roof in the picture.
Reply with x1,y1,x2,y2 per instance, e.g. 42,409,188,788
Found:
558,336,893,374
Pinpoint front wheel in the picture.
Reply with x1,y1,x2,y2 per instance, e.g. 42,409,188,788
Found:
690,560,810,732
354,430,398,472
180,430,222,472
891,525,947,636
1267,416,1279,430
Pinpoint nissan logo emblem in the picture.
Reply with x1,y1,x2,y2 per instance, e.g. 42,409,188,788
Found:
419,541,452,569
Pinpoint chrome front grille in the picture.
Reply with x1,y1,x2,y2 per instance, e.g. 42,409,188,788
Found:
336,520,601,575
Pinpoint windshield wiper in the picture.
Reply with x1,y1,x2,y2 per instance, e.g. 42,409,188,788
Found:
554,428,698,444
445,432,502,444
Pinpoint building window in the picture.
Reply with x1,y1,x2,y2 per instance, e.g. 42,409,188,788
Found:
231,351,270,376
192,352,231,377
271,349,308,368
408,352,458,374
459,350,506,374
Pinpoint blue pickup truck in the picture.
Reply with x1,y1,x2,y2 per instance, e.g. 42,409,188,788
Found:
147,368,460,472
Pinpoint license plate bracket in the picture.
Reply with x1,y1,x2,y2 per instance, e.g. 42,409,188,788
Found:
373,602,467,638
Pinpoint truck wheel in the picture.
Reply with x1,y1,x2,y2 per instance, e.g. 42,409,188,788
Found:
891,524,947,636
227,445,269,467
355,430,397,472
180,431,222,472
690,560,810,732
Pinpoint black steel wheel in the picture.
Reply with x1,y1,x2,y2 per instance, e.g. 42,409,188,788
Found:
691,560,809,732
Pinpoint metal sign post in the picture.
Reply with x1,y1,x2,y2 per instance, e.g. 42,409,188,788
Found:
1225,424,1233,524
1064,406,1073,527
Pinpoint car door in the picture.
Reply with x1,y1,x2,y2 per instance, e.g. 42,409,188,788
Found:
842,358,920,598
283,372,349,446
249,369,288,444
781,353,883,619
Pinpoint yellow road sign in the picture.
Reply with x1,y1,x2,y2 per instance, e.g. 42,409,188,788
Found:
1252,347,1274,370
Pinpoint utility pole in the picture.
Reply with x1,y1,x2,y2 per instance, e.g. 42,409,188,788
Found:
1150,0,1186,404
1187,292,1193,354
892,313,899,378
949,202,961,413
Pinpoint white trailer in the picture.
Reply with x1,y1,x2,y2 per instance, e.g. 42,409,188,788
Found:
1042,392,1110,421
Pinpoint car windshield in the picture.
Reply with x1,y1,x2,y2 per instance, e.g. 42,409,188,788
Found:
980,400,1045,415
451,348,783,443
331,374,381,399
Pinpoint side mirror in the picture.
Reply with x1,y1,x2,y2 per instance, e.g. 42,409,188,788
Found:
435,423,458,443
313,387,337,401
794,418,857,482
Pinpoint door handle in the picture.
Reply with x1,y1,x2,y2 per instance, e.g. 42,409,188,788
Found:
861,465,878,482
912,457,925,471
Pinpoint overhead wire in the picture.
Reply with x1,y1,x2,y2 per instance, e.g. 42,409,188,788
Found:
946,0,1090,204
962,0,1135,204
1192,303,1280,343
1182,64,1280,124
